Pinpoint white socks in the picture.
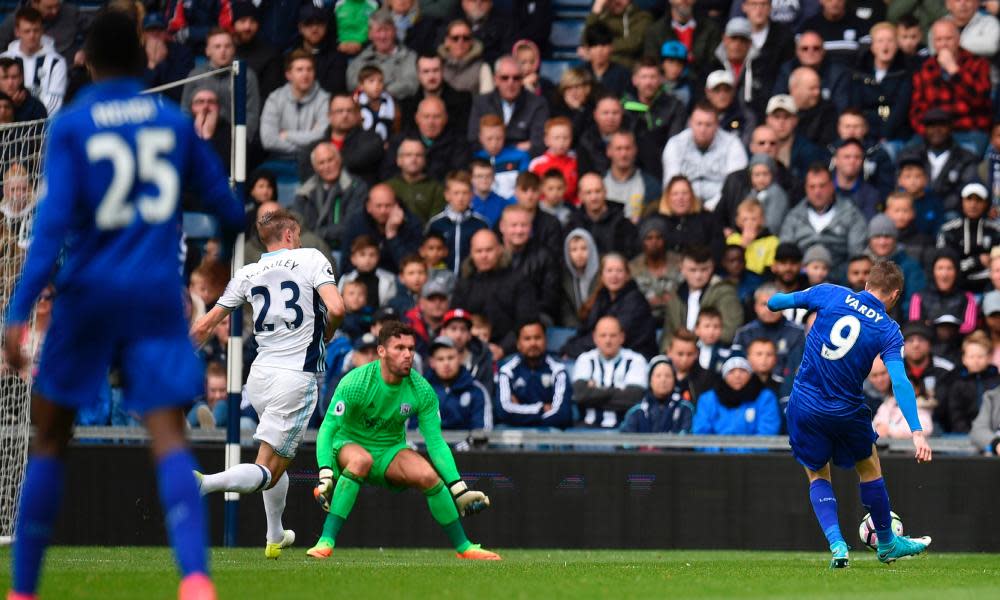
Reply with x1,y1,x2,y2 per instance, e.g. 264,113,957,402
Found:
263,472,288,544
200,463,271,495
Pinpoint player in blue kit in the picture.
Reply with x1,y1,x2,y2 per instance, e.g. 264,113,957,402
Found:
2,11,242,600
767,260,932,569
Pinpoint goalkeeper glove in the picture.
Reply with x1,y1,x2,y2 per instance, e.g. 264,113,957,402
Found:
313,467,334,512
448,480,490,516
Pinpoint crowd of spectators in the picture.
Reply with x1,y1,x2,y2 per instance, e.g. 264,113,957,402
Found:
5,0,1000,456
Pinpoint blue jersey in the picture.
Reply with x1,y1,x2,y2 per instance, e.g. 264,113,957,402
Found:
6,78,242,324
790,284,904,418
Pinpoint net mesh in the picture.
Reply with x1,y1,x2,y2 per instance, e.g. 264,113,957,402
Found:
0,118,47,542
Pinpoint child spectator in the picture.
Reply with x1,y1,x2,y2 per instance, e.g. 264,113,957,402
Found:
425,170,490,274
694,308,731,375
896,157,944,236
874,380,935,439
339,235,398,309
475,114,529,199
937,183,1000,293
802,245,832,286
945,331,1000,434
620,355,693,433
418,232,457,294
495,320,574,429
659,41,693,109
883,191,935,268
355,65,398,141
440,308,494,397
661,245,744,349
539,169,572,226
572,316,649,429
470,158,513,227
743,154,788,235
718,244,764,306
725,198,779,276
469,313,491,346
746,338,783,397
581,22,630,96
187,361,228,429
894,15,927,70
561,228,601,328
666,328,717,407
339,279,373,340
335,0,378,55
513,171,564,261
693,356,781,439
422,336,492,430
387,255,428,315
528,117,579,204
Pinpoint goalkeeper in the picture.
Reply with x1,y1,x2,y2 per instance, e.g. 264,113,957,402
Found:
308,322,501,560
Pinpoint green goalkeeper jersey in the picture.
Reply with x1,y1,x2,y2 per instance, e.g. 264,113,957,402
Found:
316,360,460,483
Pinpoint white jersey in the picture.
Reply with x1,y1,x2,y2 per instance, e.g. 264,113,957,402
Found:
218,247,336,372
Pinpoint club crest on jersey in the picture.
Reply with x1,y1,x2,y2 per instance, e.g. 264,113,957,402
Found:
400,403,412,416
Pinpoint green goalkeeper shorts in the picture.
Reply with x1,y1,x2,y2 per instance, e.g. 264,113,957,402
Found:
330,437,411,491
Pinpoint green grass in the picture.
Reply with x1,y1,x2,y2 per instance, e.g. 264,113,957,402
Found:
2,547,999,599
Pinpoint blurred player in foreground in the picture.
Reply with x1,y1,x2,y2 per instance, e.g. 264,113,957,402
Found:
191,209,344,559
767,260,932,568
309,323,500,560
3,10,242,600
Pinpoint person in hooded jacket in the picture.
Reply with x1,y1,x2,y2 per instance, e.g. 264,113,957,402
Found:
561,228,601,328
419,336,493,430
692,355,781,444
620,355,693,433
909,249,978,336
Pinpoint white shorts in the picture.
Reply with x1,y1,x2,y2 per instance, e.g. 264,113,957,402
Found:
245,365,319,458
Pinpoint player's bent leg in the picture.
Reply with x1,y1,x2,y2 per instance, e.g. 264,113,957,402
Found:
854,447,932,563
803,464,848,569
254,443,295,558
385,450,501,561
10,396,76,598
144,408,213,598
307,444,371,559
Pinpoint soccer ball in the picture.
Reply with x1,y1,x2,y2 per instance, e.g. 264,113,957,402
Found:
859,511,904,550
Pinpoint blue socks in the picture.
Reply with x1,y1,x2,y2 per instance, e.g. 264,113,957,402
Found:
156,450,209,578
808,479,845,549
860,477,894,545
12,456,65,595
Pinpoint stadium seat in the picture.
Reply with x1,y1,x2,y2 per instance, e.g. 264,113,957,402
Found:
540,60,574,84
182,212,219,239
549,21,585,52
546,327,576,354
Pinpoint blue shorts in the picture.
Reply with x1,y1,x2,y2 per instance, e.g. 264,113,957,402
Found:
786,397,877,471
33,289,203,417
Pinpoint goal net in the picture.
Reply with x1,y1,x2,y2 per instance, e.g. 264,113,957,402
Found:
0,117,47,543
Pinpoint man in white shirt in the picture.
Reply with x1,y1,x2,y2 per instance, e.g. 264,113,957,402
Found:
572,316,649,428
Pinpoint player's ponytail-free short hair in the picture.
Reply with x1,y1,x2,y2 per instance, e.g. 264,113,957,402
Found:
867,259,904,296
378,321,417,347
84,10,145,78
256,208,300,245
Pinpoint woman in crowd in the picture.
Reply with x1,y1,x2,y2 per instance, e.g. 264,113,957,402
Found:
513,39,555,100
561,228,601,328
909,249,978,335
438,19,493,95
549,67,596,137
642,175,724,263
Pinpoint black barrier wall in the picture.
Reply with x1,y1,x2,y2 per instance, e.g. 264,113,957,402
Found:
56,444,999,551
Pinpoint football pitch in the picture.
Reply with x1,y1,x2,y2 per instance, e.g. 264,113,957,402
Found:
2,547,999,599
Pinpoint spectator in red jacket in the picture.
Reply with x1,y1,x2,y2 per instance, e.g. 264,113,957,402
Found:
909,19,992,155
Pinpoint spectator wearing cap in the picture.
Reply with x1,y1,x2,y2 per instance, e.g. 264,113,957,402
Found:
602,130,661,223
292,5,349,95
324,332,380,406
341,184,423,274
405,278,451,354
831,138,879,219
788,66,838,147
798,0,871,63
140,14,195,105
705,17,772,117
779,164,866,283
659,40,694,109
231,2,283,99
419,336,492,430
346,12,419,101
772,30,850,111
466,56,550,156
704,70,756,146
629,217,673,322
692,355,781,440
731,282,806,385
621,58,687,181
440,308,494,396
495,321,573,428
896,108,979,216
937,183,1000,293
662,101,748,211
643,0,722,82
583,0,652,69
769,241,809,294
260,50,331,159
453,229,539,357
571,315,649,428
909,19,992,155
372,306,403,335
846,22,913,147
802,244,832,285
764,94,829,193
620,355,693,433
910,249,978,338
499,204,560,325
864,213,925,315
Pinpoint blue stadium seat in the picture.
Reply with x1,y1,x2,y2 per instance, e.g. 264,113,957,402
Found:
540,60,573,84
182,212,219,239
546,327,576,354
550,21,585,50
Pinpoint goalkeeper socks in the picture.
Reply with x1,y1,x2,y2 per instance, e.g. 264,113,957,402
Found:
262,472,288,544
200,463,271,494
424,481,470,552
808,479,845,549
860,477,894,545
157,450,209,577
12,456,64,595
321,469,363,544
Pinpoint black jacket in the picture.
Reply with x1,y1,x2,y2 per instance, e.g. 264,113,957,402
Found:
452,263,539,354
561,279,659,359
400,15,442,57
773,58,851,112
905,354,957,430
292,36,348,95
575,125,611,175
399,83,472,137
531,209,565,266
650,211,724,261
467,90,550,156
897,141,980,214
795,100,839,147
300,126,385,185
566,203,640,258
848,51,913,142
382,127,472,182
462,10,515,64
946,366,1000,434
508,241,561,322
622,90,686,180
238,35,284,100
